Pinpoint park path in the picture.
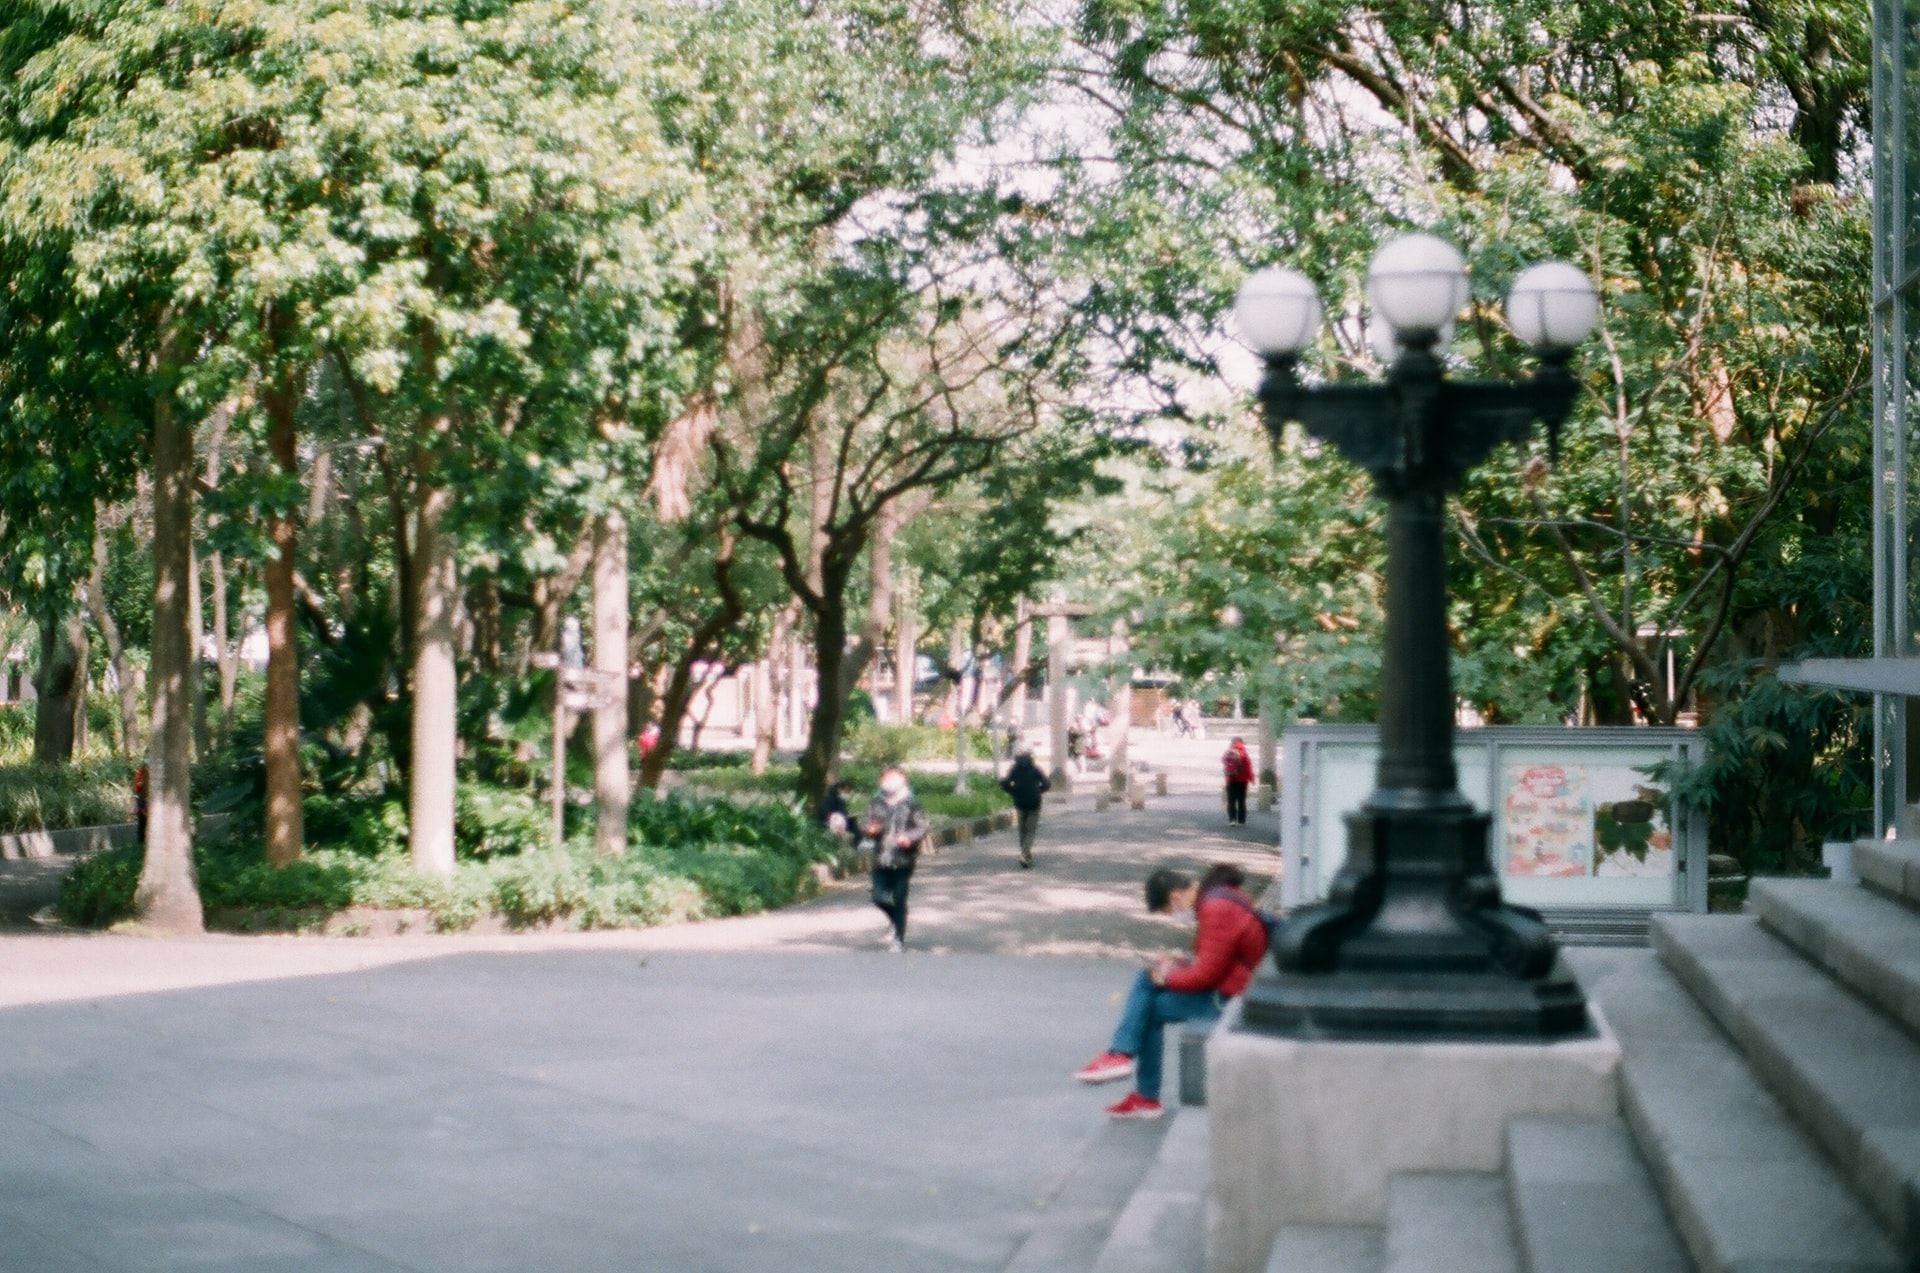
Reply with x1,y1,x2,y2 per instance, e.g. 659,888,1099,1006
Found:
0,777,1274,1273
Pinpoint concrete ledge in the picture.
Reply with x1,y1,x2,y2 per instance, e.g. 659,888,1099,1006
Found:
0,820,139,861
1206,997,1620,1273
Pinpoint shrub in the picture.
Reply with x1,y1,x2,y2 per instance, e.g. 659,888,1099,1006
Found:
58,784,838,932
845,720,994,767
0,759,136,834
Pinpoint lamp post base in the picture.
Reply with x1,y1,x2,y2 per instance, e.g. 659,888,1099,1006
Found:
1238,960,1591,1041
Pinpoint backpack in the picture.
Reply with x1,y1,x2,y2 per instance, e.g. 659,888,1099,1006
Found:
1205,887,1281,951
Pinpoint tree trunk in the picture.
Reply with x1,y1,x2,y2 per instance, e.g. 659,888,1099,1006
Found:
785,614,808,746
32,607,87,764
188,545,209,758
262,364,304,866
949,616,970,793
798,589,852,804
1008,597,1032,738
409,430,458,877
591,512,629,857
202,403,239,746
1046,596,1070,789
135,357,204,933
1107,618,1131,794
209,550,237,744
894,574,918,724
751,609,783,775
86,521,140,756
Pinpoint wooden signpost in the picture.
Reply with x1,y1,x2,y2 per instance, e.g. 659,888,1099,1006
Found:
532,652,624,848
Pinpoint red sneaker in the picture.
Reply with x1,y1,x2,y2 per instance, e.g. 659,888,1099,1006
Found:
1105,1092,1165,1120
1074,1051,1135,1084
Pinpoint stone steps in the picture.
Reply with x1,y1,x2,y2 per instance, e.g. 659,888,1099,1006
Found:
1504,1116,1689,1273
1856,838,1920,907
1574,945,1904,1272
1262,1224,1381,1272
1092,1108,1208,1273
1652,912,1920,1258
1383,1172,1519,1273
1748,875,1920,1041
1006,1116,1173,1272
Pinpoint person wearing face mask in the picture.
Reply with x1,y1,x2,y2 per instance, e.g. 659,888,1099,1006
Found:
858,767,930,952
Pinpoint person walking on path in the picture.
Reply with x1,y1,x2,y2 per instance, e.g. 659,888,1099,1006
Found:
998,747,1052,869
858,767,930,952
1221,737,1255,825
1073,864,1269,1119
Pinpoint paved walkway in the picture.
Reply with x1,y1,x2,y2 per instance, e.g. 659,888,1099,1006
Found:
0,780,1275,1271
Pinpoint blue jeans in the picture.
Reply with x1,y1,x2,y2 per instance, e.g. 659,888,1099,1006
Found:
1109,968,1223,1101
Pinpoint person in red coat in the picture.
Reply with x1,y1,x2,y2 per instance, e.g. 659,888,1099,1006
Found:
1073,864,1269,1119
1221,737,1255,825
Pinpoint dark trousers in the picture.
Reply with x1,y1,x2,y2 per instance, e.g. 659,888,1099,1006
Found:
1225,782,1249,825
871,865,914,940
1017,807,1040,854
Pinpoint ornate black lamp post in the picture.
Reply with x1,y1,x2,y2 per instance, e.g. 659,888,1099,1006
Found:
1234,235,1601,1041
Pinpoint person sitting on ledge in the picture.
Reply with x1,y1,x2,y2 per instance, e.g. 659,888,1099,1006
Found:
1073,863,1270,1119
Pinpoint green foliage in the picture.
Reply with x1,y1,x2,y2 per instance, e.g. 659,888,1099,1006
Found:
694,761,1009,821
0,758,134,834
844,721,995,768
57,786,834,931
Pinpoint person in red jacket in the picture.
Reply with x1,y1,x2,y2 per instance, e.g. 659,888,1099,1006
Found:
1222,737,1255,825
1073,863,1269,1119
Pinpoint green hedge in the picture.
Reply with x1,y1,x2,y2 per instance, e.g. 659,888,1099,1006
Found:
0,759,136,835
691,761,1010,821
844,720,996,767
57,787,840,932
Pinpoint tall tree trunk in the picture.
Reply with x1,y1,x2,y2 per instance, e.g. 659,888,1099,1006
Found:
202,402,238,745
472,575,503,676
209,550,236,745
1008,597,1032,740
1046,595,1070,789
1107,618,1131,794
262,363,304,866
409,428,458,877
949,616,970,793
188,546,208,758
785,613,808,746
894,573,917,724
136,355,204,933
751,607,785,775
798,585,852,805
591,512,629,857
86,520,140,756
32,607,87,764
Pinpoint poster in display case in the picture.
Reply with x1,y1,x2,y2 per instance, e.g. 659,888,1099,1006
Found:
1278,725,1705,913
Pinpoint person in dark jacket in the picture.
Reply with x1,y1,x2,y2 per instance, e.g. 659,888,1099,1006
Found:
1221,737,1255,825
998,747,1052,869
1073,864,1269,1119
857,767,931,952
817,781,852,835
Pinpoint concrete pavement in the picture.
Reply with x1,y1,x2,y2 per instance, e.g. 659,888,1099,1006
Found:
0,782,1276,1272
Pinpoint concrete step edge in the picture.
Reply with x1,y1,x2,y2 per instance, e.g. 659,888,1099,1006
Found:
1504,1115,1690,1273
1854,838,1920,908
1384,1172,1519,1273
1651,913,1919,1259
1749,876,1920,1043
1262,1223,1382,1273
1092,1108,1209,1273
1006,1115,1174,1273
